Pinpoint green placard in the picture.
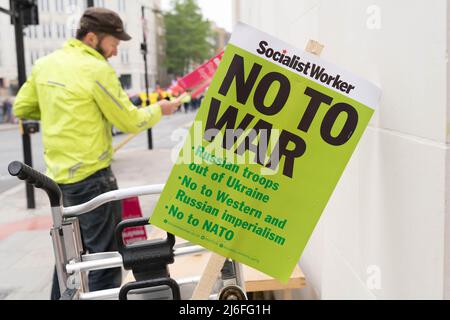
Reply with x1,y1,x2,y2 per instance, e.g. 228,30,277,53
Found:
150,23,380,282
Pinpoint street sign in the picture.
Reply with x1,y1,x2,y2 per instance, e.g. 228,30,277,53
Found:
150,23,381,282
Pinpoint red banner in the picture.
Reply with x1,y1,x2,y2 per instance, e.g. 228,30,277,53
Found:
177,51,224,90
121,197,148,245
191,79,212,99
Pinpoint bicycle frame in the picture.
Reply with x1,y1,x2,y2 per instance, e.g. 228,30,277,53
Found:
8,161,246,300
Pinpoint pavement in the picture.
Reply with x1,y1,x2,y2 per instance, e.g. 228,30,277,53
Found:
0,114,194,300
0,123,18,132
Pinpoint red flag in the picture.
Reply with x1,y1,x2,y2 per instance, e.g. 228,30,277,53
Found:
177,51,224,90
191,79,212,99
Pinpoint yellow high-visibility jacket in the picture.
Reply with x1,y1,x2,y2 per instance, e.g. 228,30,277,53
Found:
14,39,162,184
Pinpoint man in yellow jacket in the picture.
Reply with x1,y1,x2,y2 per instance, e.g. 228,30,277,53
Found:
13,8,182,299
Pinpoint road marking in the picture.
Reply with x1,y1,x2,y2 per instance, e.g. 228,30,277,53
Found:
0,215,52,240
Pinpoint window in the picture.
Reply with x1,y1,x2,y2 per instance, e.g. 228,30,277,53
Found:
119,74,132,90
94,0,105,8
31,51,38,65
55,24,66,39
120,49,129,64
55,0,64,12
38,0,50,12
42,23,52,38
118,0,126,12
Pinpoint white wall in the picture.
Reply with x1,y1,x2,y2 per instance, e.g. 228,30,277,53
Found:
234,0,450,299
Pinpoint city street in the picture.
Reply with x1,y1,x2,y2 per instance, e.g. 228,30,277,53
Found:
0,111,196,194
0,110,196,300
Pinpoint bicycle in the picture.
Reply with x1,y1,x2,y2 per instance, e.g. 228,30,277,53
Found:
8,161,247,300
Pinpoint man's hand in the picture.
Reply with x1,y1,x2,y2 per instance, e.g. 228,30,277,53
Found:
159,96,184,116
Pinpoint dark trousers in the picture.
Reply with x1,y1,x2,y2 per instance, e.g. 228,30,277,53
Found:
51,167,123,300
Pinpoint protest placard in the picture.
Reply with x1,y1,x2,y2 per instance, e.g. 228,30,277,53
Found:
151,23,381,282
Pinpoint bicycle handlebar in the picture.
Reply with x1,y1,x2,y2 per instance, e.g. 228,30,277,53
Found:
8,161,62,207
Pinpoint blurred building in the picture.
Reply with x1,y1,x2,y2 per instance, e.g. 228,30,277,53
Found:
210,21,230,54
0,0,165,97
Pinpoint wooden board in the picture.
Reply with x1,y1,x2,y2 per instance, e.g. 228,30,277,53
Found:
128,247,306,293
128,229,307,297
243,264,305,292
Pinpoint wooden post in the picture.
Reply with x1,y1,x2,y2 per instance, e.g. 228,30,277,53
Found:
114,133,138,153
191,253,227,300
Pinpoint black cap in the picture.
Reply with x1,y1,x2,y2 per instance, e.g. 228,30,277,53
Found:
79,7,132,41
